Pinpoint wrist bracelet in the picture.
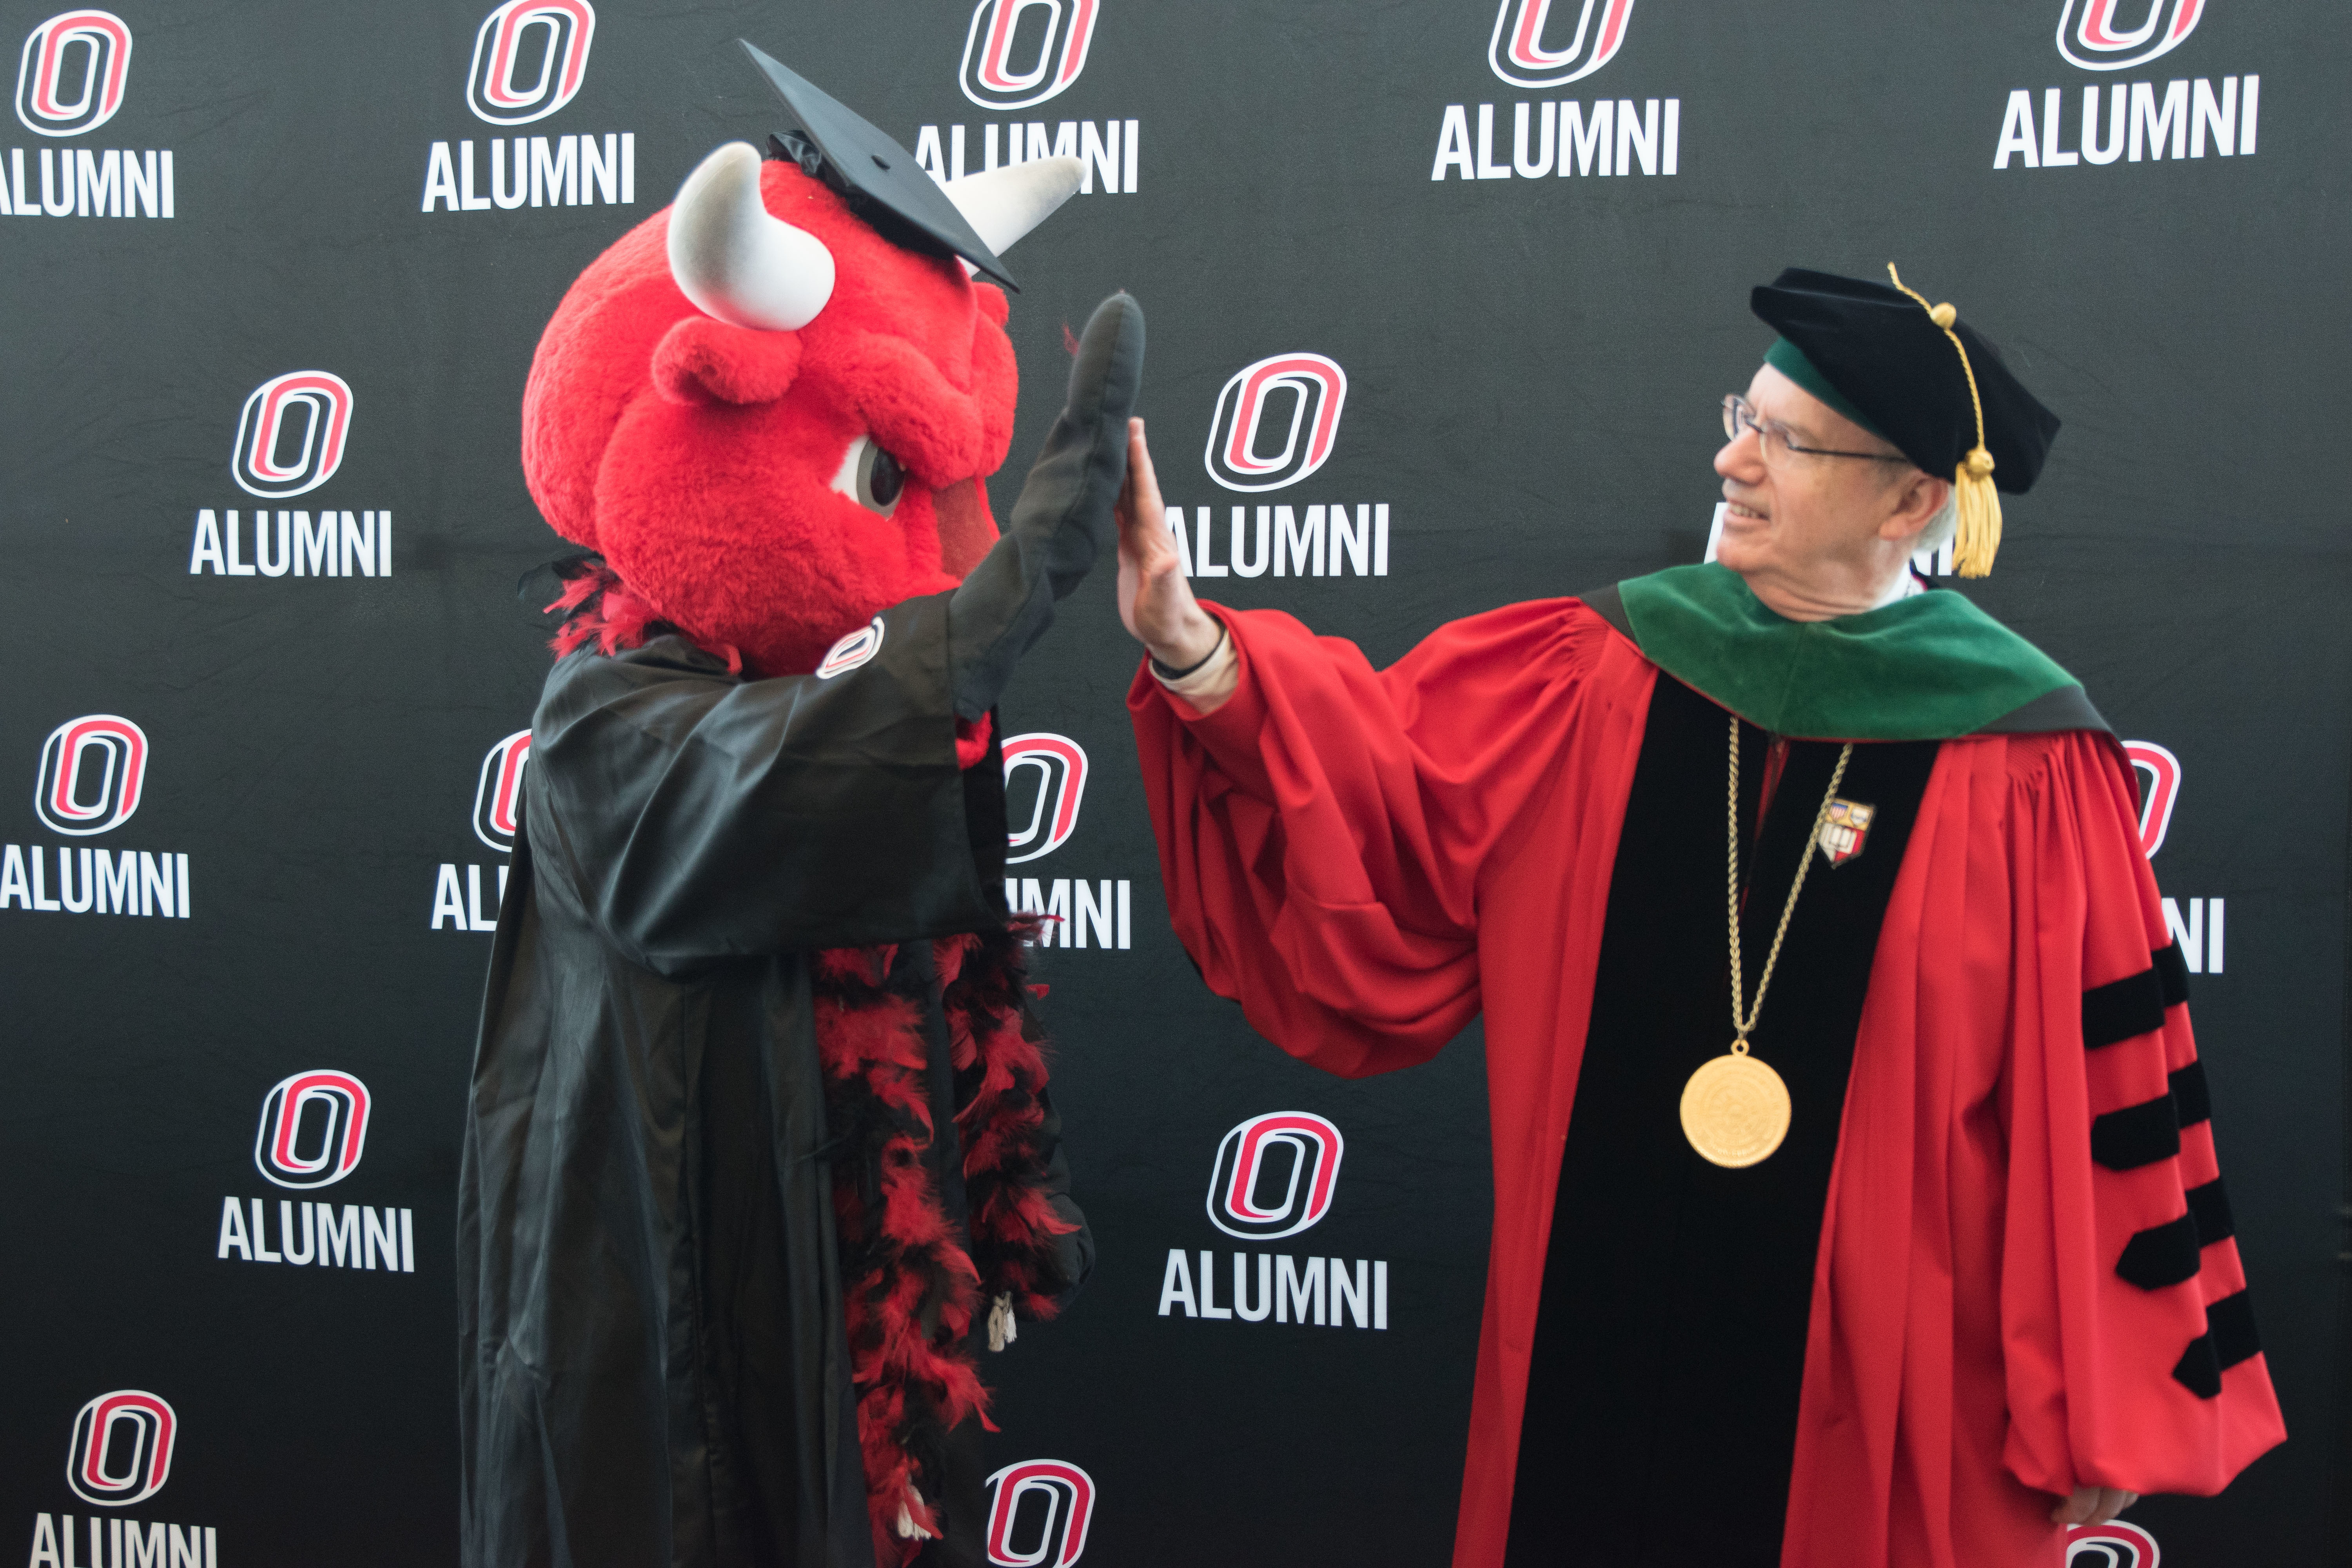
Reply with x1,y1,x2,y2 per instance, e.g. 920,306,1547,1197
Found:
1150,626,1227,681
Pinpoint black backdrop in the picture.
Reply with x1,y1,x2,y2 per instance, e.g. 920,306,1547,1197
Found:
4,2,2346,1564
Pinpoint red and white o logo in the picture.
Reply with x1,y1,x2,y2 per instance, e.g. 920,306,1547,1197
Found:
14,9,130,137
2065,1520,2160,1568
34,714,146,837
984,1459,1094,1567
1207,1111,1344,1241
254,1070,371,1190
2123,740,2180,859
1204,353,1347,494
817,617,886,679
231,371,354,499
474,730,533,852
1488,0,1635,89
2057,0,2203,71
66,1391,175,1507
467,0,595,126
1002,732,1086,865
958,0,1098,112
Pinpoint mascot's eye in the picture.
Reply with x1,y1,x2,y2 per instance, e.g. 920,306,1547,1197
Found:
864,444,906,511
831,434,906,519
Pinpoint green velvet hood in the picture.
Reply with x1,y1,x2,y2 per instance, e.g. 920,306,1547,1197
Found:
1587,564,2106,742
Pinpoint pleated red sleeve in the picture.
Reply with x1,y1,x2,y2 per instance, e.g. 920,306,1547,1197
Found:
1125,599,1615,1078
1995,731,2286,1495
1784,731,2286,1568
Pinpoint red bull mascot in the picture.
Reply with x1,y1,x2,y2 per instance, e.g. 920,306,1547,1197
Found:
457,43,1143,1568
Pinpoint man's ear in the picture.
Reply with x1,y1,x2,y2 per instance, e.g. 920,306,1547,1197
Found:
1878,470,1950,544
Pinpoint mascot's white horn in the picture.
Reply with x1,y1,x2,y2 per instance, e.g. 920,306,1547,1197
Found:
668,141,836,332
942,156,1085,260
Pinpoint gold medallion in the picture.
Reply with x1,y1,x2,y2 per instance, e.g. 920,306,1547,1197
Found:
1679,1048,1792,1168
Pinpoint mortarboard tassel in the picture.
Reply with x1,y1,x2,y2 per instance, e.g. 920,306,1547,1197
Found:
1887,264,2002,577
1951,443,2001,579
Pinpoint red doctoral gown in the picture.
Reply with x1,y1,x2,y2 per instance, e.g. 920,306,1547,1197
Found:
1127,592,2284,1568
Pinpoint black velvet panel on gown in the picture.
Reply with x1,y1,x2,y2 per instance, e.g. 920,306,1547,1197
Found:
1503,674,1940,1567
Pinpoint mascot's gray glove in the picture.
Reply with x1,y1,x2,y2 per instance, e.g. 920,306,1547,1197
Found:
947,291,1145,719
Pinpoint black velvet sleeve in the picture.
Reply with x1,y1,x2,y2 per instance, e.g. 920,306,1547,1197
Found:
528,593,1003,974
946,292,1143,720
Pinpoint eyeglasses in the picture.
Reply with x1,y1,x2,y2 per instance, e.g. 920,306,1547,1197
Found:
1721,395,1908,466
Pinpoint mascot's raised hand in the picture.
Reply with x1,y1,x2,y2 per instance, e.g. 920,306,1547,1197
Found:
458,44,1139,1568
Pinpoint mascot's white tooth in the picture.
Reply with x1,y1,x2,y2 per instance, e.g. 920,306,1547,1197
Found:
942,156,1085,258
666,141,836,331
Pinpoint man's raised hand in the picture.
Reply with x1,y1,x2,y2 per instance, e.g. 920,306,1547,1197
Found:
1114,418,1222,671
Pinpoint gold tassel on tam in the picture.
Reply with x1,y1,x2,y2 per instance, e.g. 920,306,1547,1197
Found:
1951,445,2001,578
1887,264,2004,577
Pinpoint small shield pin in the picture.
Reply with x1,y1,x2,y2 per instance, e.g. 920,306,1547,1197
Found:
1818,798,1875,868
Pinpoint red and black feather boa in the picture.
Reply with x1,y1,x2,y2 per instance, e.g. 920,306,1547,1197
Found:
546,560,744,673
813,932,1079,1565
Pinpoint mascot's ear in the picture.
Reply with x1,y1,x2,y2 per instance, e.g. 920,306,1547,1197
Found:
971,281,1010,327
651,316,804,407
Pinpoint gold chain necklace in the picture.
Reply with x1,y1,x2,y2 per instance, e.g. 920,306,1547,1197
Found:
1678,715,1853,1168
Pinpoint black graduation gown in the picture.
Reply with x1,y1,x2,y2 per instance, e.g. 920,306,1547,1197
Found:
457,593,1090,1568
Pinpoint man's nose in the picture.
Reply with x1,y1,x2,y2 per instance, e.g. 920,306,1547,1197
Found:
1715,428,1764,481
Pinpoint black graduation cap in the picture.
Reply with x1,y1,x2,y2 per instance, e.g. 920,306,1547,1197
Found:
739,39,1019,290
1752,268,2059,494
1751,266,2061,577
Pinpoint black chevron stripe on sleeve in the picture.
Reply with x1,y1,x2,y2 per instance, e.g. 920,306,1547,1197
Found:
2171,1289,2261,1399
2082,942,2190,1051
2116,1212,2201,1290
2153,939,2191,1006
2082,964,2168,1050
2185,1178,2234,1245
2091,1093,2181,1171
2171,1059,2211,1126
2111,1180,2236,1292
2089,1058,2217,1172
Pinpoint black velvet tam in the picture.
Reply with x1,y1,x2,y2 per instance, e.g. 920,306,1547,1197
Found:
1752,268,2062,494
740,38,1021,289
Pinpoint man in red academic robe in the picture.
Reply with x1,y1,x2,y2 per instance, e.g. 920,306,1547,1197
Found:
1112,269,2283,1567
